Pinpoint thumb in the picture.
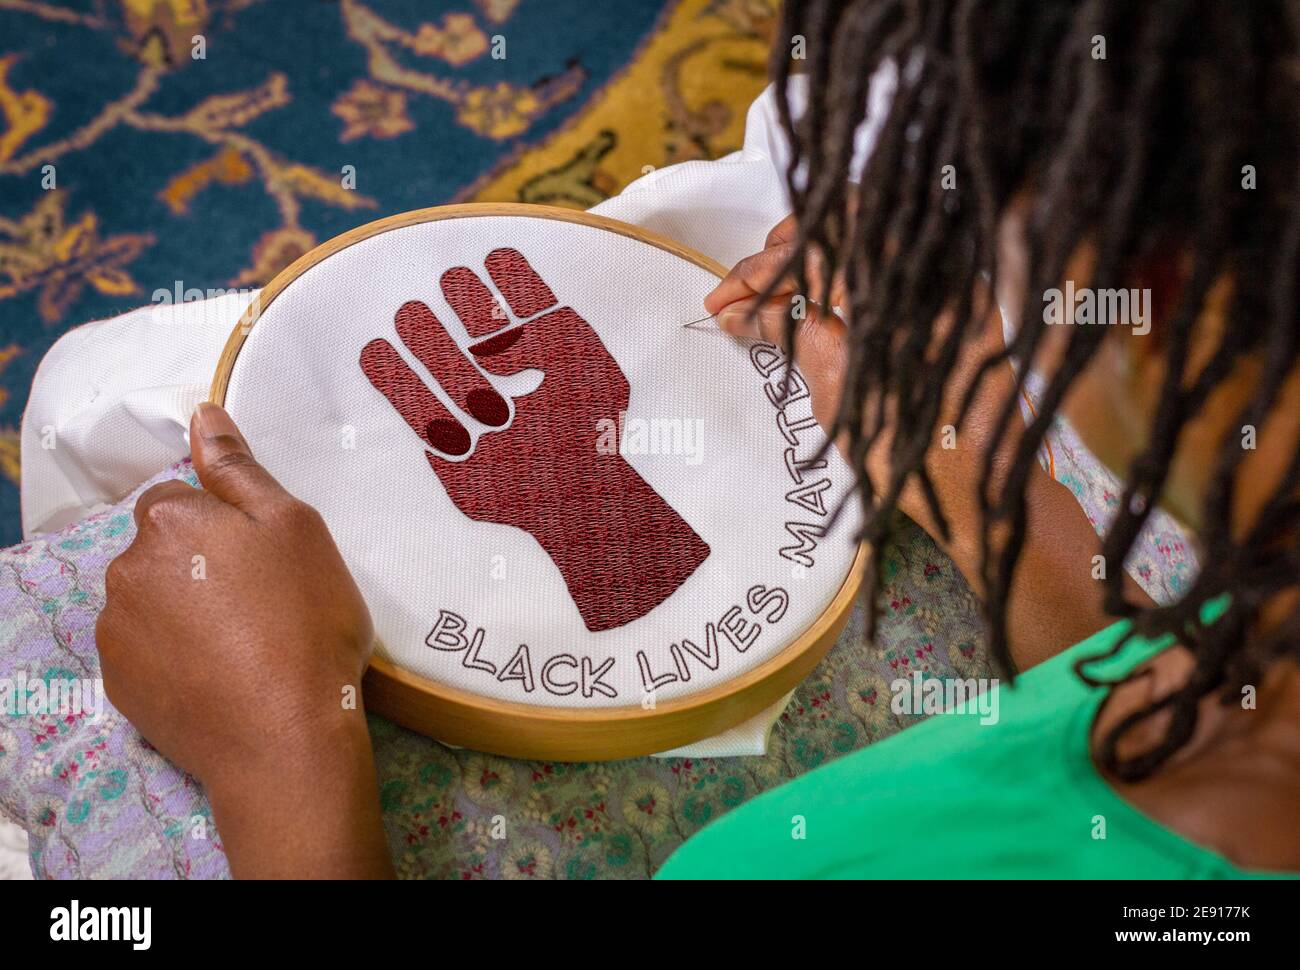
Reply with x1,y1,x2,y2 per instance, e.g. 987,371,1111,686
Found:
190,402,288,513
716,296,846,431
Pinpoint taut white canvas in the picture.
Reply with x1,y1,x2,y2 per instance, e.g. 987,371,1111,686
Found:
222,212,862,709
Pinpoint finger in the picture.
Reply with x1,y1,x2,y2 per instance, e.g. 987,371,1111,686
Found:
703,242,798,315
465,304,599,387
764,213,798,248
102,551,129,608
705,220,845,317
440,267,508,339
722,297,846,428
717,295,846,368
132,479,201,529
755,298,845,353
360,338,471,456
191,403,292,512
484,248,557,319
394,300,509,427
757,301,846,403
828,275,849,314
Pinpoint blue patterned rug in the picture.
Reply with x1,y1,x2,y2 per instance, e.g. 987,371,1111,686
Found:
0,0,701,544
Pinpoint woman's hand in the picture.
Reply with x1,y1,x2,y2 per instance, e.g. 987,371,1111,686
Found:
704,215,849,436
702,213,999,541
97,403,393,878
705,216,1154,669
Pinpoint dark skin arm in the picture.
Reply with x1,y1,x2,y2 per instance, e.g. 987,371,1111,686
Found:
97,403,393,878
705,214,1154,670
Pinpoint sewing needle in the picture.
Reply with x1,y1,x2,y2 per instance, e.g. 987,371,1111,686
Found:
680,313,718,330
680,313,766,343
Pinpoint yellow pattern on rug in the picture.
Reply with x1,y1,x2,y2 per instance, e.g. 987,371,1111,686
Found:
467,0,778,209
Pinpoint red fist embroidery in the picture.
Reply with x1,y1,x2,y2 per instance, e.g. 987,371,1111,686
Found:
360,248,711,632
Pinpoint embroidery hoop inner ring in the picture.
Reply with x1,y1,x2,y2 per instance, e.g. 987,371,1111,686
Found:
209,202,867,761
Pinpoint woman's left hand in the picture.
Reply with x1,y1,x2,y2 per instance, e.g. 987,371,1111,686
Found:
97,403,393,878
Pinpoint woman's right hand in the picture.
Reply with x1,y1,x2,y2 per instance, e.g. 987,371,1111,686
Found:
704,215,850,437
702,213,1011,547
705,215,1153,669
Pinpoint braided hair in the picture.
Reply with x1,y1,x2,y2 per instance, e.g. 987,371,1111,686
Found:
768,0,1300,780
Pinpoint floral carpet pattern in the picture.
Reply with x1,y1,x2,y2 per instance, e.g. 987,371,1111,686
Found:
0,0,779,544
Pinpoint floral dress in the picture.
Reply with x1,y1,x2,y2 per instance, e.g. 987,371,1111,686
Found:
0,419,1195,878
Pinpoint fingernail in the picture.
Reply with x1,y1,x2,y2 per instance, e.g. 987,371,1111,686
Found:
466,388,509,427
716,304,759,337
426,419,470,456
194,402,241,442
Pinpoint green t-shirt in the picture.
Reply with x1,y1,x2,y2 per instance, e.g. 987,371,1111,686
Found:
657,618,1295,879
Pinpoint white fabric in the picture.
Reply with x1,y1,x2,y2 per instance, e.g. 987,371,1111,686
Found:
20,293,255,535
0,819,31,880
20,79,882,755
223,214,860,708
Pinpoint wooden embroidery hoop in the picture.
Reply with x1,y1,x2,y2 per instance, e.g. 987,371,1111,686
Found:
210,202,867,761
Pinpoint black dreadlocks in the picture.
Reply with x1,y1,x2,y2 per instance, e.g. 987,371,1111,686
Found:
769,0,1300,780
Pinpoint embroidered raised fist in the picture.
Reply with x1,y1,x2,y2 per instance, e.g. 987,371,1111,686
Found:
360,247,710,632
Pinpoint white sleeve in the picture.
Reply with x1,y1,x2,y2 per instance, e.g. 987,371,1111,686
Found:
20,292,255,536
589,82,797,269
590,68,895,266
